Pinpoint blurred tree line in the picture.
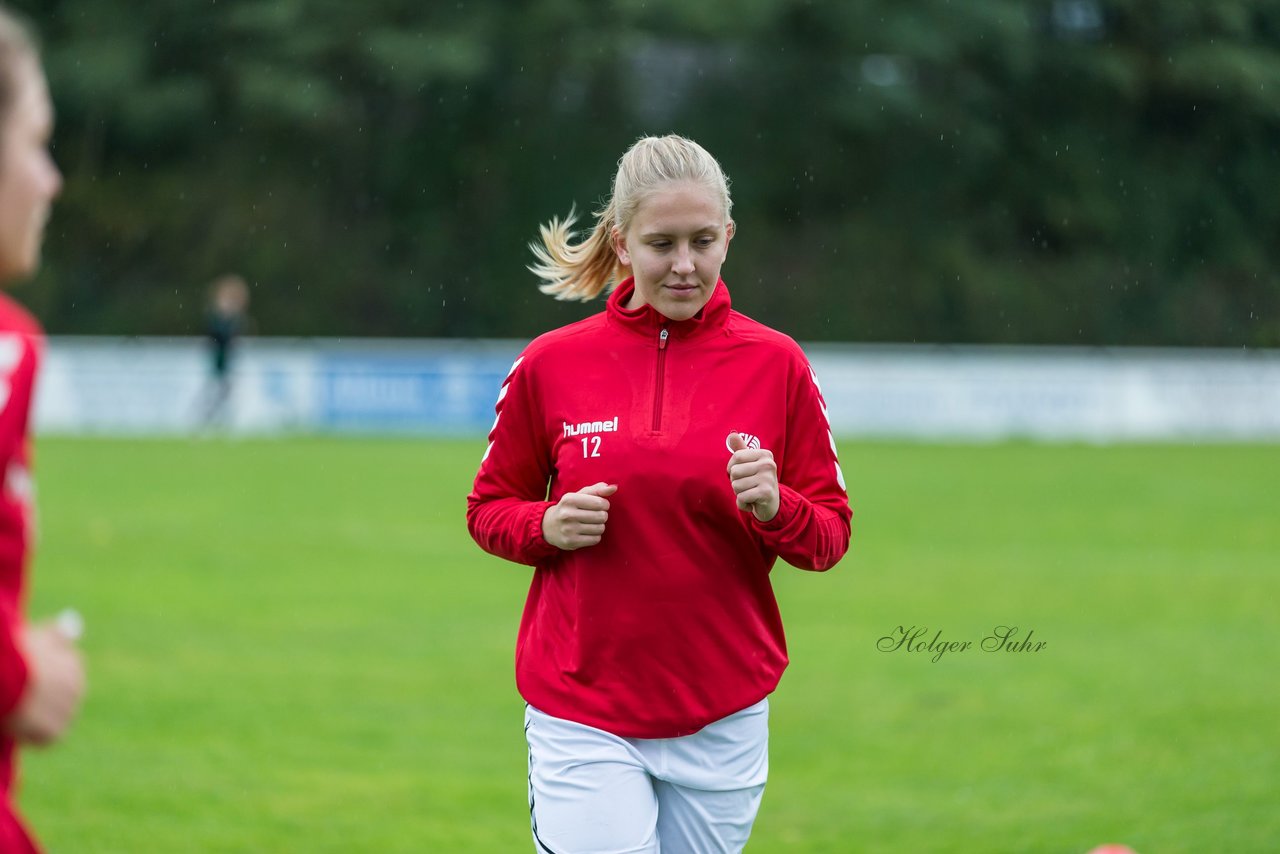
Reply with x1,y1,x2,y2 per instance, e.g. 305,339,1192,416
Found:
11,0,1280,345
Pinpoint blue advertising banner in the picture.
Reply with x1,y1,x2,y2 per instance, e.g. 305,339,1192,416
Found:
316,352,515,433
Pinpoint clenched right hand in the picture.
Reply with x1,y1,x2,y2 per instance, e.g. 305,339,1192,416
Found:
7,622,86,746
542,482,618,550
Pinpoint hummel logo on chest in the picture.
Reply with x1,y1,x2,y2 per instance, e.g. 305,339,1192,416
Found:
563,416,620,437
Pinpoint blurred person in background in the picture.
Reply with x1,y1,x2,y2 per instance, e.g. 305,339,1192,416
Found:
199,272,250,430
468,135,851,853
0,8,86,852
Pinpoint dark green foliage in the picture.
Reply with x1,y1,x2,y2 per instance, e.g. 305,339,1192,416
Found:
11,0,1280,344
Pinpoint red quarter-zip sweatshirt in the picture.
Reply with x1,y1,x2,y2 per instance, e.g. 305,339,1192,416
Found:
467,278,851,738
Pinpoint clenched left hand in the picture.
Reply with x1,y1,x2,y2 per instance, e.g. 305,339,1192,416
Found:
726,433,779,522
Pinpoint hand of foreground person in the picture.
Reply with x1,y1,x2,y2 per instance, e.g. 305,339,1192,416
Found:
727,433,780,523
543,482,618,550
6,622,86,746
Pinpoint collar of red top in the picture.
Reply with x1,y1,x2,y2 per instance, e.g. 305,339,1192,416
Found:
605,276,732,341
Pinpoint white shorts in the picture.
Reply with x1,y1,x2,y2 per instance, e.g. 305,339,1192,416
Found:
524,700,769,854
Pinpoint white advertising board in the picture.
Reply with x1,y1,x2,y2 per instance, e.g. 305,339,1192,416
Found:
35,337,1280,441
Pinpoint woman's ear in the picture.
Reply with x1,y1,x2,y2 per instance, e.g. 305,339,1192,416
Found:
611,226,631,266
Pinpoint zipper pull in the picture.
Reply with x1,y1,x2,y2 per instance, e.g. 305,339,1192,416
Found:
659,328,669,350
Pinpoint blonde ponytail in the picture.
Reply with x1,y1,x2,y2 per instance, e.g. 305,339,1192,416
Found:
529,135,733,302
528,202,625,302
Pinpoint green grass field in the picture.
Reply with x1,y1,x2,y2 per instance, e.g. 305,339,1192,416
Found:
19,438,1279,853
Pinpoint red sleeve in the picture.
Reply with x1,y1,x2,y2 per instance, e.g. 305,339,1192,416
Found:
0,326,36,484
466,351,560,566
0,604,28,718
751,356,852,571
0,322,37,717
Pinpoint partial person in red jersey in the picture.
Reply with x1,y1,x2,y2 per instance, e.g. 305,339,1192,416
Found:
0,8,85,852
468,134,851,853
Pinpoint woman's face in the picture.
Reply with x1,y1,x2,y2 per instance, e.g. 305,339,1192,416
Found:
0,58,61,283
612,181,734,322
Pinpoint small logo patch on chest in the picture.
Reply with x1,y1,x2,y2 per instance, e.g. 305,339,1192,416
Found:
727,432,762,451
